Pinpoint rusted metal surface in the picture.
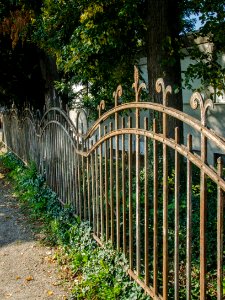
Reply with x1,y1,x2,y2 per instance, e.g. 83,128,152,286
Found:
121,117,126,254
3,66,225,299
186,134,192,300
128,116,133,271
161,78,169,300
217,157,224,300
174,127,180,300
144,117,149,287
153,119,159,297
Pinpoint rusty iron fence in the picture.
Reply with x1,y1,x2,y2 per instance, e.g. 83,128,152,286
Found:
2,67,225,299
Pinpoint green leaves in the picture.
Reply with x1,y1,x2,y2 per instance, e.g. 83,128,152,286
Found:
0,151,150,300
182,0,225,95
30,0,145,114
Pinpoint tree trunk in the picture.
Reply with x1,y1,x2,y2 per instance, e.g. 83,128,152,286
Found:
39,53,60,109
146,0,183,137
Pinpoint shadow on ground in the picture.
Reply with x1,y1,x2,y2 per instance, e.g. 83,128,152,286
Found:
0,171,33,248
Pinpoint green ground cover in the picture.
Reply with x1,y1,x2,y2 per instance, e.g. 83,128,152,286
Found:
0,151,150,300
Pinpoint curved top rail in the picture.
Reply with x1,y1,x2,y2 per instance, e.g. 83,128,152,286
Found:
85,102,225,153
23,107,36,123
22,116,39,136
40,107,82,138
85,128,225,191
39,120,78,149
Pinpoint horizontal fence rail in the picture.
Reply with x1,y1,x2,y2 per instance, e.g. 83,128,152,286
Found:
3,66,225,299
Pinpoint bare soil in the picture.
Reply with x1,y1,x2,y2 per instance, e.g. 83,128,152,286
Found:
0,167,69,300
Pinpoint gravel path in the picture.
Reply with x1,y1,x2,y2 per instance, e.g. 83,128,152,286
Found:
0,168,69,300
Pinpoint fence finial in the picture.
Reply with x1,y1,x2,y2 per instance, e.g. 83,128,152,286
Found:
190,92,214,126
132,66,146,102
155,78,172,106
59,99,63,109
97,100,106,117
113,85,123,107
66,104,69,115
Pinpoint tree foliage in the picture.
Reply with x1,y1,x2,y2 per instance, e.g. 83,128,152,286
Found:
32,0,146,111
182,0,225,96
0,0,46,108
0,0,224,111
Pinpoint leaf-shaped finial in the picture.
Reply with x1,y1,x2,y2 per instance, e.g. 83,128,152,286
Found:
132,65,146,102
155,78,172,106
97,100,106,117
190,92,214,126
113,85,123,107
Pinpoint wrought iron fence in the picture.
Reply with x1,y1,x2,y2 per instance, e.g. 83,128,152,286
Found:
2,67,225,300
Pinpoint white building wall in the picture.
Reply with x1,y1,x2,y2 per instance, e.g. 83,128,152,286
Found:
138,56,225,165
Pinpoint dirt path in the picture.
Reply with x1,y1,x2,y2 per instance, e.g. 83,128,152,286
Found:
0,169,69,299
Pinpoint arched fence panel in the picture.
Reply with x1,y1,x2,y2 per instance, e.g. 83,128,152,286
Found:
2,67,225,300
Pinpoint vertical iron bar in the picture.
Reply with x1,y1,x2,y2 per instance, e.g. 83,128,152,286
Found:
75,149,79,215
91,141,96,233
99,131,104,238
144,118,149,286
174,127,180,300
200,133,207,300
153,119,158,296
82,138,87,220
163,108,168,300
57,117,60,197
109,123,114,244
71,141,74,208
65,133,69,204
59,129,63,200
95,139,99,237
52,123,56,191
50,124,53,188
63,130,67,203
60,127,63,201
136,104,141,276
71,143,75,207
78,145,81,218
104,126,109,241
60,125,63,201
67,139,71,206
71,144,75,209
128,117,133,270
87,154,91,223
186,134,192,300
115,111,120,250
122,118,126,253
62,125,66,202
65,136,68,204
217,157,224,300
56,125,59,197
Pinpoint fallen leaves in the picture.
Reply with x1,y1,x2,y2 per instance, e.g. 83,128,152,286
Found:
15,240,22,245
4,292,12,298
25,275,34,282
47,290,54,296
52,281,61,286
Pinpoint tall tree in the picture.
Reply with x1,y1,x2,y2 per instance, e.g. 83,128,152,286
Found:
0,0,60,109
0,0,224,113
182,0,225,98
146,0,183,110
32,0,146,114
